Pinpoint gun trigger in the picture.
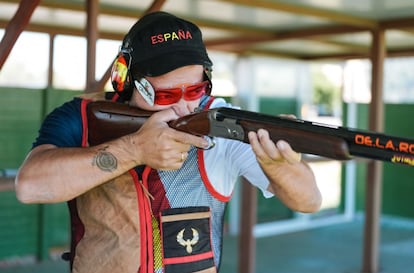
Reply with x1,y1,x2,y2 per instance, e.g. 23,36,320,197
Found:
202,136,216,150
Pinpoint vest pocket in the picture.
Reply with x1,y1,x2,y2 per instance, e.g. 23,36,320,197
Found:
160,206,217,273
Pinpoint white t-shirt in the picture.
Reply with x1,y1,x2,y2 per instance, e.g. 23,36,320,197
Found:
203,98,273,199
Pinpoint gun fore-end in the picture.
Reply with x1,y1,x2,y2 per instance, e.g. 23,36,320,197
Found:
237,119,352,160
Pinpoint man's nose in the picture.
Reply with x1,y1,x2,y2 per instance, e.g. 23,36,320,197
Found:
171,99,192,117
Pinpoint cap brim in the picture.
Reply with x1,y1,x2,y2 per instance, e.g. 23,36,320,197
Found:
134,50,212,77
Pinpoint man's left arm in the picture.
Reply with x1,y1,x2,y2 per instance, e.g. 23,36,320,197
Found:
248,129,322,213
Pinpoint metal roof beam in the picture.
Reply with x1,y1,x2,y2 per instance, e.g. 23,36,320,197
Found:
205,25,366,49
218,0,378,29
0,0,40,69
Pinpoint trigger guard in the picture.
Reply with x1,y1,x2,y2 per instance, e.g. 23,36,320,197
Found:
202,136,216,150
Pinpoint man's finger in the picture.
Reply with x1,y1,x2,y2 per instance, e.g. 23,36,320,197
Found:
248,131,266,158
276,140,302,164
150,108,179,123
256,129,281,160
172,130,209,149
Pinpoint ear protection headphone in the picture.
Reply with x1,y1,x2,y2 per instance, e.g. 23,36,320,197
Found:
110,39,214,102
110,45,134,100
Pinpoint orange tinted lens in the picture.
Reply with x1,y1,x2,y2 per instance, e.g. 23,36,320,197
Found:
153,81,208,105
183,82,207,100
154,90,182,105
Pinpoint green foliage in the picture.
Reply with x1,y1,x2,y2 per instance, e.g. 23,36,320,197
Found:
311,66,341,116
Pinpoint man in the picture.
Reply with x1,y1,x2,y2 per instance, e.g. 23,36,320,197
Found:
15,11,321,273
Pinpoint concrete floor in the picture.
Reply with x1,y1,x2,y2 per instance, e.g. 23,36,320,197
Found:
220,214,414,273
1,214,414,273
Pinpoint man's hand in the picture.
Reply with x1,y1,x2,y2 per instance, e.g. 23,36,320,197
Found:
247,128,321,213
248,129,302,166
127,108,209,170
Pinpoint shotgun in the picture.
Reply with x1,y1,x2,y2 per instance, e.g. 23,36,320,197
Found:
87,100,414,167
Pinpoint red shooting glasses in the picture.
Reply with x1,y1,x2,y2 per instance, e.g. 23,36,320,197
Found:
154,80,210,105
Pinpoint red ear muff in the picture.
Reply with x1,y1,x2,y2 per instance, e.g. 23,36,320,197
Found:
111,50,132,94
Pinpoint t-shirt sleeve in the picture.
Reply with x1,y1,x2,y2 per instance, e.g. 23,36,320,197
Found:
33,98,83,148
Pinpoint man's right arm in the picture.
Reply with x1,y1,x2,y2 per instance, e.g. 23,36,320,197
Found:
15,140,139,203
15,108,208,204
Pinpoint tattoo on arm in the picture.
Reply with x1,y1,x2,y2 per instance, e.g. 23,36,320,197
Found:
92,146,117,172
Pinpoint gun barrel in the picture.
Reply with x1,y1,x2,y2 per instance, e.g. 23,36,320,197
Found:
213,107,414,166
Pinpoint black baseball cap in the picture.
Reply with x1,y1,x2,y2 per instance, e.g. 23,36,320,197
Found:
123,11,213,77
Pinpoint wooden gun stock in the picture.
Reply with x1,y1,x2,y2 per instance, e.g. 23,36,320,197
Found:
87,100,414,166
87,101,156,145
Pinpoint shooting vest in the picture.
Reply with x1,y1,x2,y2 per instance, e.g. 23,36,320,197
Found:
68,97,229,273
